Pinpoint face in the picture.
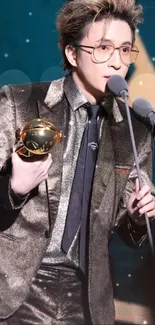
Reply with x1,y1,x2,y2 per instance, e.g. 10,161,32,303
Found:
65,18,133,103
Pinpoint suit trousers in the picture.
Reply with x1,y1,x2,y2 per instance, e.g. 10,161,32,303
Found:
1,264,92,325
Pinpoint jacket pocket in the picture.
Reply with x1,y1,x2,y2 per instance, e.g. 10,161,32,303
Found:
0,232,20,242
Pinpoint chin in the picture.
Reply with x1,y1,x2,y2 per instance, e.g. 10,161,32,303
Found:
93,88,105,101
98,85,106,94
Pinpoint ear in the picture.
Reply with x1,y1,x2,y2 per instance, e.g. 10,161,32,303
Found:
65,45,77,68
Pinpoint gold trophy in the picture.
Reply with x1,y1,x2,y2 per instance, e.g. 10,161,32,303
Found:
15,118,62,158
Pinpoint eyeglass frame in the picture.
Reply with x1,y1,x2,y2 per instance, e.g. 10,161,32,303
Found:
74,43,139,66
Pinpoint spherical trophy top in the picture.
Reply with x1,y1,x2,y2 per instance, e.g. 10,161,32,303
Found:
16,118,62,157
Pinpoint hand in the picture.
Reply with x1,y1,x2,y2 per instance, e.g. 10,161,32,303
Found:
127,178,155,225
10,151,52,195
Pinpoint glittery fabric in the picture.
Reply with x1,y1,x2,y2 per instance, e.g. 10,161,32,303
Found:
0,75,154,325
88,100,155,325
42,76,88,268
2,265,92,325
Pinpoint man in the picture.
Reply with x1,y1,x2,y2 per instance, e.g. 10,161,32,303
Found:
0,0,155,324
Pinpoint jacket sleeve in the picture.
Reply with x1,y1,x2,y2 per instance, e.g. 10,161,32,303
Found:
0,85,28,212
116,131,155,248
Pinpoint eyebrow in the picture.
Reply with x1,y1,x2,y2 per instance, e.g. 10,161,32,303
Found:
119,41,132,46
96,38,132,46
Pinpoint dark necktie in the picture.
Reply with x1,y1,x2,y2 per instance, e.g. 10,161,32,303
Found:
61,104,100,274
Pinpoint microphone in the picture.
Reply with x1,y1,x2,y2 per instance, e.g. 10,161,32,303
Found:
107,75,154,254
107,74,129,99
132,97,155,127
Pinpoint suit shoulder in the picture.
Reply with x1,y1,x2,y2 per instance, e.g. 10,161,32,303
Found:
1,77,65,105
9,81,50,105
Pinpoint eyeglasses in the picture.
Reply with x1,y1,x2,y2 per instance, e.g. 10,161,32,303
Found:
75,42,139,66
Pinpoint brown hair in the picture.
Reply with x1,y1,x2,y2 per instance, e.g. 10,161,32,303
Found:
56,0,143,70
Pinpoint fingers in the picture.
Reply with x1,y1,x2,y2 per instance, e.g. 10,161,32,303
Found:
12,151,52,164
136,184,151,201
37,153,52,178
134,183,155,219
127,177,155,224
11,150,52,184
135,178,140,193
11,151,23,164
139,200,155,216
10,148,53,194
137,192,153,209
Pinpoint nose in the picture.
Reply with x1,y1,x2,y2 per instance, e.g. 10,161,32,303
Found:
108,49,122,70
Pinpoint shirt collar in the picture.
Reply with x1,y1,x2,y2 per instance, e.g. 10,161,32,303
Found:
100,95,123,123
64,74,123,122
64,74,88,111
113,98,123,123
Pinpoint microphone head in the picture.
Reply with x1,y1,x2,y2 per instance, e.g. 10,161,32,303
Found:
132,98,154,118
107,75,128,97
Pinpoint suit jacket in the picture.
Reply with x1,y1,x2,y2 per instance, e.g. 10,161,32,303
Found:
0,76,154,324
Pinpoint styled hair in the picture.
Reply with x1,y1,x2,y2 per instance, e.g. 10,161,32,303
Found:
56,0,143,70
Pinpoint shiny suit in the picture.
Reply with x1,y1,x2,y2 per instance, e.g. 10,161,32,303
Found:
0,75,154,324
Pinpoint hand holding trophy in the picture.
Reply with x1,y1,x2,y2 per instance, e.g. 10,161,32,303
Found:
10,118,62,196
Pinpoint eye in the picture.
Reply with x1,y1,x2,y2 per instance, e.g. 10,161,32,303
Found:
121,46,131,53
100,44,110,51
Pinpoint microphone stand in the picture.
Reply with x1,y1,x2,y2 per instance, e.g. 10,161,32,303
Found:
121,90,154,255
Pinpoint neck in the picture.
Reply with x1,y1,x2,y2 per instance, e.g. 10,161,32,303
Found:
72,70,104,104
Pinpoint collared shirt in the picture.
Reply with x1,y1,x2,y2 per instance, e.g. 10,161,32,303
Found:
42,74,124,268
42,75,90,268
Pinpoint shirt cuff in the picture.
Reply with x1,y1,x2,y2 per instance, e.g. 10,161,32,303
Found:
9,177,29,210
125,214,148,247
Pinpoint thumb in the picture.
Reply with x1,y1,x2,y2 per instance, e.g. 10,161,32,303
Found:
11,150,22,163
135,178,140,193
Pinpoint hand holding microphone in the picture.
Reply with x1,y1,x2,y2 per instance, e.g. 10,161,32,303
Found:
107,75,155,254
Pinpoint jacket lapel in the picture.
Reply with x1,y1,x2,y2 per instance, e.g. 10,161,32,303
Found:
91,97,149,226
90,116,115,228
35,79,65,232
90,98,134,226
